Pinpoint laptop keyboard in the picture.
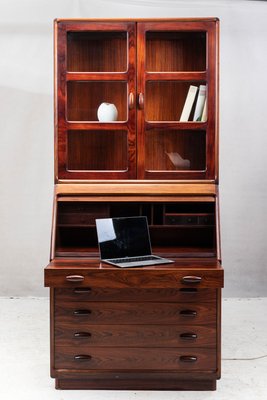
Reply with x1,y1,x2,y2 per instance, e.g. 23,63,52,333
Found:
110,256,158,263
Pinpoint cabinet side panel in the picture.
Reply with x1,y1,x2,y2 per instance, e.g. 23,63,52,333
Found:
50,288,56,378
216,288,221,379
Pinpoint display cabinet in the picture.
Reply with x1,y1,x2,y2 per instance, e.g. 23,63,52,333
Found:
55,19,218,181
45,18,223,390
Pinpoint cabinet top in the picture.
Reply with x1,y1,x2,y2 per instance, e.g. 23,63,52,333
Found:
55,17,219,23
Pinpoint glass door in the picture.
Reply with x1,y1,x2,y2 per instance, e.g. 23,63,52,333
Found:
56,21,136,180
137,21,219,180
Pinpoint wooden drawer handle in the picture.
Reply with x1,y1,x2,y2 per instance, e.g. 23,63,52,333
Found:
66,275,85,282
129,92,135,109
138,92,144,109
74,354,91,361
74,332,91,338
180,356,197,363
179,288,198,293
74,287,91,294
180,309,197,317
181,276,202,284
73,309,91,315
180,332,197,340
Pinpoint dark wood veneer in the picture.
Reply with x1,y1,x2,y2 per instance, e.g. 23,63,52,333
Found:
45,261,223,289
55,287,216,302
55,346,216,370
54,301,216,325
55,324,216,348
47,17,222,391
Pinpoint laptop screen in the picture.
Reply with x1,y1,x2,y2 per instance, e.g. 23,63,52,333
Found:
96,216,152,260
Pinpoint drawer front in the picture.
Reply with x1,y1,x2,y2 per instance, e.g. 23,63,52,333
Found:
55,287,216,303
55,346,216,371
55,301,216,325
55,323,216,348
58,203,109,225
58,213,99,225
164,214,214,226
45,267,223,289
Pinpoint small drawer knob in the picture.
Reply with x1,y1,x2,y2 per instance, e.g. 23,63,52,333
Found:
180,355,197,363
74,354,92,361
180,332,197,340
181,276,202,284
73,309,91,315
180,309,197,317
66,275,85,282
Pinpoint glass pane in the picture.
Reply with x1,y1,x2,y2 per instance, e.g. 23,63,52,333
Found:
67,81,127,121
145,130,206,171
67,130,128,171
146,81,206,122
67,31,127,72
146,31,206,72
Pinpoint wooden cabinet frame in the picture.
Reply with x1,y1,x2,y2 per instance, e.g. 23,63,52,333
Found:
46,18,223,391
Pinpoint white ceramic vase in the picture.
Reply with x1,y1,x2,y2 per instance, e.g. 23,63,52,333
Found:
97,102,118,122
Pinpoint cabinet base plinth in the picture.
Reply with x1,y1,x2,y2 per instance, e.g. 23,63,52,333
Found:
55,377,217,391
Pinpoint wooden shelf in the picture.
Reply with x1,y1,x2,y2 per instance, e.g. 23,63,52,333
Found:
145,121,207,130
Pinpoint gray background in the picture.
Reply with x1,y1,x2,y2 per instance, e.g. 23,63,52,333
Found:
0,0,266,297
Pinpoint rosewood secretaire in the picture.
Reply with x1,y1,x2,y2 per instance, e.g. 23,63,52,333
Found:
44,18,223,390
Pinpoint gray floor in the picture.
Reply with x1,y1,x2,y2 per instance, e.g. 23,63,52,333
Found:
0,297,266,399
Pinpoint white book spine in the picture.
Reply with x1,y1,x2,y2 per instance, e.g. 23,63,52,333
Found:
193,85,206,121
201,97,207,122
179,85,198,122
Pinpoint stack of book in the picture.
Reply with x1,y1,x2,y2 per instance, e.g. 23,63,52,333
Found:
180,85,207,122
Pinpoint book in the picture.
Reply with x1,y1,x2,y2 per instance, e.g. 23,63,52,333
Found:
179,85,198,122
201,97,207,122
193,85,206,121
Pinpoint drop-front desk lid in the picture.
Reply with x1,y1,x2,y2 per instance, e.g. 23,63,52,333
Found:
45,258,223,289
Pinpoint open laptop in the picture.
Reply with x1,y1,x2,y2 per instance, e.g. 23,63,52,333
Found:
95,216,174,268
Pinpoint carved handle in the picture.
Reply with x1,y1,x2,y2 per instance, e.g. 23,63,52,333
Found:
129,92,135,109
73,309,91,315
138,92,144,109
66,275,85,282
179,288,198,293
180,356,197,363
74,287,91,294
180,309,197,317
74,354,92,361
181,276,202,284
74,332,91,338
180,332,197,340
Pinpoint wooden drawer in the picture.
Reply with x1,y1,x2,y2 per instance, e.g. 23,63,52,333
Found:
57,203,109,225
55,346,216,371
55,287,216,303
55,323,216,348
45,262,223,289
58,213,99,226
55,301,216,325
